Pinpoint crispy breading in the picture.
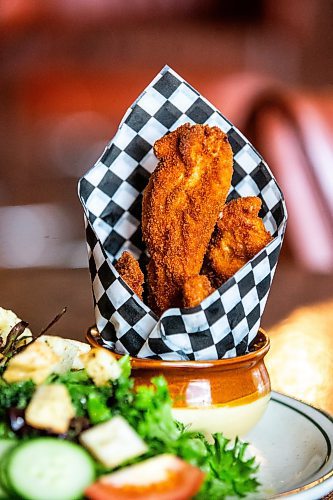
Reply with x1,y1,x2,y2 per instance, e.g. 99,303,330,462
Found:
142,123,233,315
115,251,144,300
145,259,178,314
206,196,273,286
182,275,215,308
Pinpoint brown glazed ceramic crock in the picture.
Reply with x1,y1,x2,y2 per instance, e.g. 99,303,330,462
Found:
86,327,270,438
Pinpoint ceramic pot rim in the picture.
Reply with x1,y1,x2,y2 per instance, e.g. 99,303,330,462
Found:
86,326,270,370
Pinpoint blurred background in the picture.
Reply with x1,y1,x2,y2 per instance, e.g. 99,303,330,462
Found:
1,0,333,412
1,0,333,272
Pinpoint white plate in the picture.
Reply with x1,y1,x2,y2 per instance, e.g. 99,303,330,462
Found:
245,391,333,499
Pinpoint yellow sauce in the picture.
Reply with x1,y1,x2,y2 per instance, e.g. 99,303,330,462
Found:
172,393,270,439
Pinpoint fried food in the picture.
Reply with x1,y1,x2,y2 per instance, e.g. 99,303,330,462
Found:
142,123,233,315
205,196,273,286
145,259,178,314
182,275,215,308
115,251,144,300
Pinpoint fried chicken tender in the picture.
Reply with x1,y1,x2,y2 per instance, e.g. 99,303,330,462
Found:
145,259,177,314
142,123,233,315
115,251,144,300
182,275,215,308
206,196,273,286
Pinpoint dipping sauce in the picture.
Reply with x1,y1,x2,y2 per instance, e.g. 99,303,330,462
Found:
173,393,270,438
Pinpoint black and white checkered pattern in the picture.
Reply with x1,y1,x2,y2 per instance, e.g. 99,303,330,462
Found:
78,66,287,360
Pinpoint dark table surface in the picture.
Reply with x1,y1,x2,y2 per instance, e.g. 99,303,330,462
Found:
1,264,332,332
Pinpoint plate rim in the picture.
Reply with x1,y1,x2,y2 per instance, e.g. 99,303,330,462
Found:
265,391,333,498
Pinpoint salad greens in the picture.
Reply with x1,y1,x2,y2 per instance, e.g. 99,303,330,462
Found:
0,379,35,419
197,435,259,499
0,354,260,499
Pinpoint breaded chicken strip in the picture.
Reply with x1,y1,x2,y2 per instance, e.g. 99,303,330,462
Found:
145,259,177,314
206,196,273,286
182,275,215,308
142,123,233,315
115,251,144,300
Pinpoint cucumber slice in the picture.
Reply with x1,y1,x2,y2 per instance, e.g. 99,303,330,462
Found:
0,440,18,498
0,440,17,457
6,438,95,500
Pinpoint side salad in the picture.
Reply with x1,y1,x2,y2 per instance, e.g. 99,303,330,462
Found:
0,307,260,500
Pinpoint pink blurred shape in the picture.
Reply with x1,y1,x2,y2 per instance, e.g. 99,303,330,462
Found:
239,82,333,272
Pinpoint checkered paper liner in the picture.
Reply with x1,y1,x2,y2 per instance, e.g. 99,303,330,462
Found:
78,65,287,361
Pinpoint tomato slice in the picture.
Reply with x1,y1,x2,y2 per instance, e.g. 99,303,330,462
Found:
85,454,205,500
